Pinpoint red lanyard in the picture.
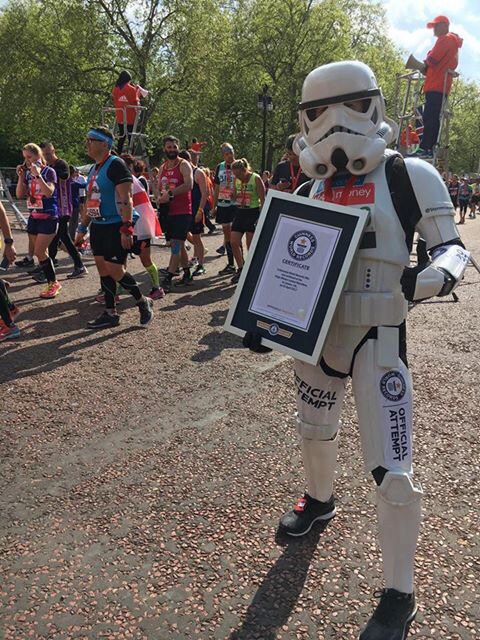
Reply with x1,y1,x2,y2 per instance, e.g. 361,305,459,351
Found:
87,153,110,199
323,174,357,205
290,163,302,192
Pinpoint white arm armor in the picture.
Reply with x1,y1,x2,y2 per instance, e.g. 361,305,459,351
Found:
411,244,470,300
401,159,470,301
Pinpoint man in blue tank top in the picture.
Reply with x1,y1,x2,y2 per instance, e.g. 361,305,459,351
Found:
75,126,153,329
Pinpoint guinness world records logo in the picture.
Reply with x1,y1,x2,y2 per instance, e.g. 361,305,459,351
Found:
288,230,317,261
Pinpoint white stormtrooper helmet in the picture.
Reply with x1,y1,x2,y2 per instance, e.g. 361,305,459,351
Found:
297,61,398,179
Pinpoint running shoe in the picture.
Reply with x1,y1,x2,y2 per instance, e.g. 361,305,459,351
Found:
32,272,47,284
230,268,242,284
218,264,235,275
138,297,154,325
95,293,120,304
87,311,120,329
15,256,34,268
0,323,20,342
28,264,43,275
278,494,336,536
359,589,417,640
148,287,165,300
175,272,194,286
40,281,62,299
193,264,206,276
216,245,226,256
207,227,218,235
160,277,173,293
66,265,88,279
188,257,199,267
159,266,181,276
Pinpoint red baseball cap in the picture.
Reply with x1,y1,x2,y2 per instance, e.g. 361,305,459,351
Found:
427,15,449,28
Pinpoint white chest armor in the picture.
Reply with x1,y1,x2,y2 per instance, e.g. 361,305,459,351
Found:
309,152,409,330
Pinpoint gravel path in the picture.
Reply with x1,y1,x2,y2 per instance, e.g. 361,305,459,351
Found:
1,219,479,639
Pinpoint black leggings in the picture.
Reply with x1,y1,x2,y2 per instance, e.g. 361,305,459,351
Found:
49,216,83,268
117,123,134,154
459,199,469,215
0,279,13,326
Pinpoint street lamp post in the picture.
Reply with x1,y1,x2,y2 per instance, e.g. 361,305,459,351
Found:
257,84,273,173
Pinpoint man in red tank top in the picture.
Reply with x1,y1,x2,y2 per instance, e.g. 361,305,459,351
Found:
157,135,193,291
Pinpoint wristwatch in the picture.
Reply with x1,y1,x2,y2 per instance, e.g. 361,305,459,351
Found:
4,238,13,245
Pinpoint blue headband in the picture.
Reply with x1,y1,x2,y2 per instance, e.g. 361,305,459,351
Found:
87,129,114,148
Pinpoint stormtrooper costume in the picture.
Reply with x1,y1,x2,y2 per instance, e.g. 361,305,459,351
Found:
245,61,468,640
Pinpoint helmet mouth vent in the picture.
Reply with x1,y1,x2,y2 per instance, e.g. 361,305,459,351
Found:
316,127,362,144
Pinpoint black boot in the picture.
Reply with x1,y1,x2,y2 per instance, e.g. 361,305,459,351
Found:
278,493,336,536
359,589,417,640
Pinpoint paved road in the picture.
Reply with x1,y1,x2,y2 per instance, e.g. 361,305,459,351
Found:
1,220,479,639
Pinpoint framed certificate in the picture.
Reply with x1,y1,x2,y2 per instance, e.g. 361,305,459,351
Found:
223,190,369,364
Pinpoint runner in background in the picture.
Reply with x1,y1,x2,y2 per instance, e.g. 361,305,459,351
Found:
271,134,310,193
457,178,471,224
469,178,479,219
230,158,265,284
121,154,164,300
157,136,194,292
15,143,61,299
447,174,459,210
193,156,217,235
0,201,20,341
213,143,236,274
40,142,87,280
179,150,208,276
112,71,149,154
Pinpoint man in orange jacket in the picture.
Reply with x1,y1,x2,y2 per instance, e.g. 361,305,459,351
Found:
415,16,462,158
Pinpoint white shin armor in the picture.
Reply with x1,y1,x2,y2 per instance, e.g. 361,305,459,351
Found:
301,435,339,503
377,471,423,594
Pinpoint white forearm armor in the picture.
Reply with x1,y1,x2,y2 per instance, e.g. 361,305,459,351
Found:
407,244,470,301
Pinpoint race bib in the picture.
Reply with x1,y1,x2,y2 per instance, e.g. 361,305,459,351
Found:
27,182,43,210
87,182,102,218
236,190,251,207
219,185,233,201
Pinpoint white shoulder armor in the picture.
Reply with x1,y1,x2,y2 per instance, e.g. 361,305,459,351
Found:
403,158,458,249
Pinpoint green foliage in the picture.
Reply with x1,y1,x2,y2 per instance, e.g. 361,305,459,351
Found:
0,0,477,172
449,80,480,174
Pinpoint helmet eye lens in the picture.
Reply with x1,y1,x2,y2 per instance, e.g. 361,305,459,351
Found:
344,98,371,113
306,106,327,121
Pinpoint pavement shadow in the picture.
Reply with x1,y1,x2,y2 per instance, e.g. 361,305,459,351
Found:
160,277,234,312
208,308,228,327
8,295,95,325
230,525,327,640
190,328,243,362
0,326,138,383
